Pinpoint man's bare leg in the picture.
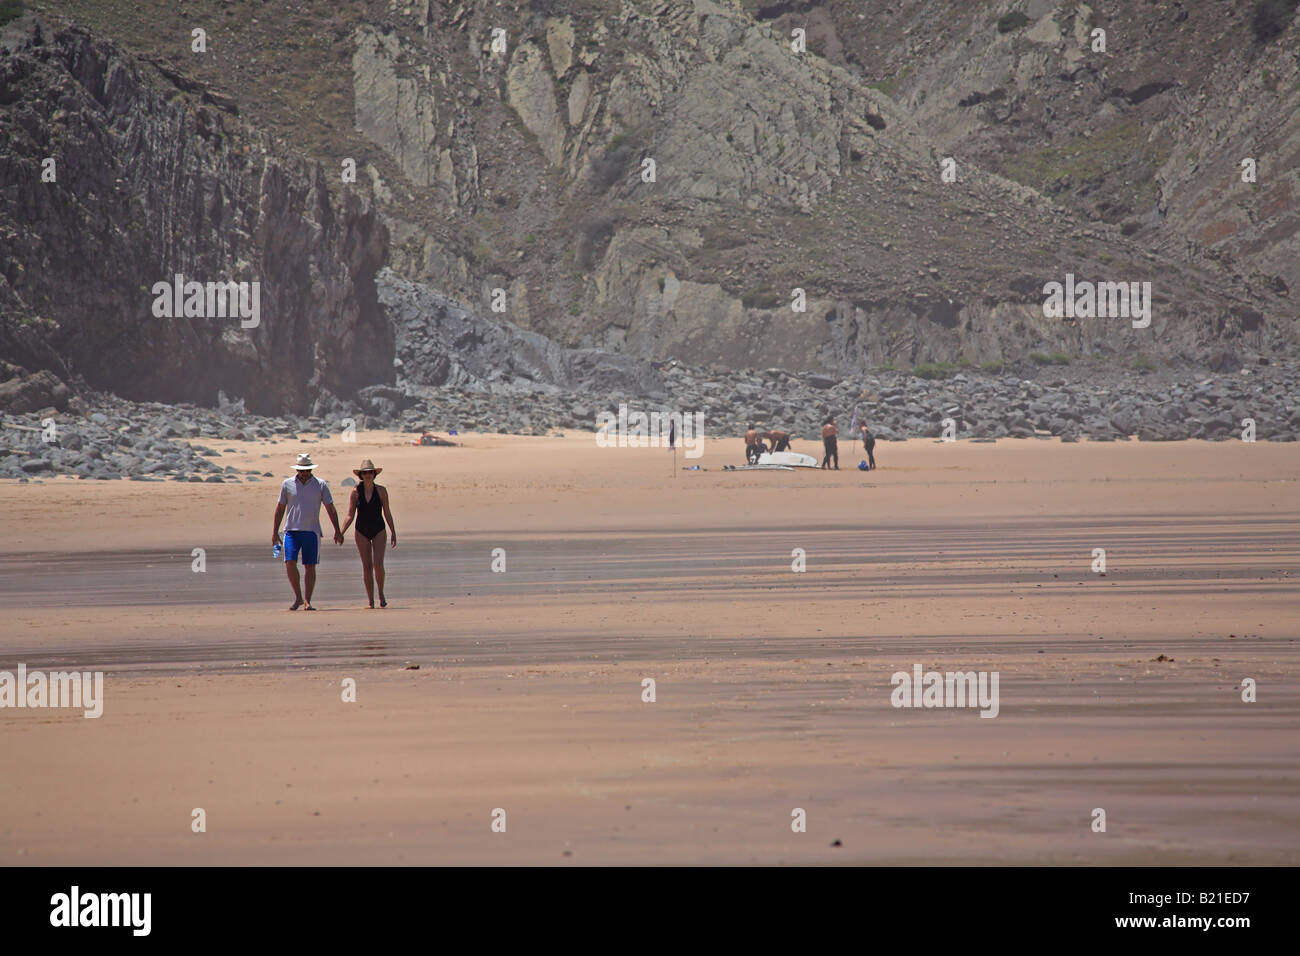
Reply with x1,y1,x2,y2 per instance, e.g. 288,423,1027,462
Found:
285,562,303,610
304,564,317,609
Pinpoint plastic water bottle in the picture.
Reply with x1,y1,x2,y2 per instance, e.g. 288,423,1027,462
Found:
273,539,282,560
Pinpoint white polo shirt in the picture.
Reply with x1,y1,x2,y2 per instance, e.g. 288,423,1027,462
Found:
279,474,333,536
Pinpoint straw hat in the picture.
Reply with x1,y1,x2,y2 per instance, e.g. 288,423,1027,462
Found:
293,453,317,470
353,459,383,477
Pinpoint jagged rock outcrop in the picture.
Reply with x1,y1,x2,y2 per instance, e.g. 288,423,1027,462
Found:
378,269,664,397
0,19,392,415
353,26,439,187
380,268,569,389
506,39,566,168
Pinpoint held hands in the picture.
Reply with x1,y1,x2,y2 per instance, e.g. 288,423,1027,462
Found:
334,530,345,545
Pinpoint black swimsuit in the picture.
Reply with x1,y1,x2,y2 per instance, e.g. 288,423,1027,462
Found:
355,484,385,540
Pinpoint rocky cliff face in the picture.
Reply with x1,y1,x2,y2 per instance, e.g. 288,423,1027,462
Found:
0,18,392,415
6,0,1298,414
748,0,1300,321
345,0,1291,373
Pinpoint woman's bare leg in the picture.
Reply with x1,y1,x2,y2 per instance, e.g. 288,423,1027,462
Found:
354,530,375,606
371,531,388,607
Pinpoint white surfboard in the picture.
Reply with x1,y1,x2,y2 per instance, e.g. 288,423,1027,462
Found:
756,451,819,469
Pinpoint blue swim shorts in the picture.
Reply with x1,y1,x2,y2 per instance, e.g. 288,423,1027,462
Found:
283,530,319,565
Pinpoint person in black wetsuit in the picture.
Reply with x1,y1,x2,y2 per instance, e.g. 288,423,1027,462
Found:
821,418,839,470
860,423,876,470
341,459,397,608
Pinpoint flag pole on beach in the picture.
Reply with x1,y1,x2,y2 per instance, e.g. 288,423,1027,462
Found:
670,416,677,478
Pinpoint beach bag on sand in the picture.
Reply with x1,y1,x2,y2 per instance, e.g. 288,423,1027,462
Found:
858,460,868,470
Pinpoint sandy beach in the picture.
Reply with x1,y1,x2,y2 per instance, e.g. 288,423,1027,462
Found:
1,432,1297,864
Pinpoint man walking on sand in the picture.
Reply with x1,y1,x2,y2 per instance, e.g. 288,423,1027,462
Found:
272,453,344,610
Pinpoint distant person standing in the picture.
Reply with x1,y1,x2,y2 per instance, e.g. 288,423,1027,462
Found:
744,424,761,464
272,453,344,610
764,428,791,453
340,459,397,609
821,418,839,470
860,424,876,470
668,418,676,451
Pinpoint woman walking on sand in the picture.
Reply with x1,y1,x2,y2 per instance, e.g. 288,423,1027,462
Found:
340,459,397,608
